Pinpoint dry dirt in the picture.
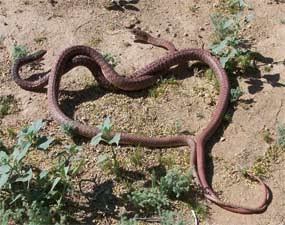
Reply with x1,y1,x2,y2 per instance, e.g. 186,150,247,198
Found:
0,0,285,225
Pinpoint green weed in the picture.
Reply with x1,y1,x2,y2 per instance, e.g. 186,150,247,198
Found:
92,117,121,176
261,130,273,144
89,37,102,47
60,123,75,137
129,148,144,167
0,95,15,118
159,210,188,225
160,168,191,199
12,44,28,59
117,216,138,225
230,87,243,103
101,53,119,68
205,69,219,91
188,201,207,220
0,119,83,224
277,124,285,149
128,187,170,211
264,65,272,73
149,76,179,98
159,155,175,168
210,12,255,72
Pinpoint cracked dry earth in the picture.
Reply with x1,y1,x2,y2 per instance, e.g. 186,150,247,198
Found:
0,0,285,224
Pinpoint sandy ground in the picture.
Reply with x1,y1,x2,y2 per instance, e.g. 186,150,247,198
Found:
1,0,285,224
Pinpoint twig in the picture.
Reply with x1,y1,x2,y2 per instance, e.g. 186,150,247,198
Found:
191,209,199,225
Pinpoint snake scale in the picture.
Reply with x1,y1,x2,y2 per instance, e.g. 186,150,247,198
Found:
12,29,270,214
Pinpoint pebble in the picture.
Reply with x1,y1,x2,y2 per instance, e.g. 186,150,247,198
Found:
124,16,140,29
122,41,131,47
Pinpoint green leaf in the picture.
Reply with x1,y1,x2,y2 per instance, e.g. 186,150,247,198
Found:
97,117,112,134
97,154,110,166
108,133,121,146
37,137,54,150
222,19,234,30
0,173,9,189
60,122,75,136
72,159,85,175
9,194,23,205
63,166,69,177
0,151,9,162
28,119,44,134
103,117,111,129
65,145,82,154
49,177,61,193
91,133,103,146
0,165,10,174
16,168,33,185
15,142,31,162
210,37,231,55
39,170,48,180
220,56,230,68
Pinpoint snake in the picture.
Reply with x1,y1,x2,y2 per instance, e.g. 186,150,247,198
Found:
12,29,270,214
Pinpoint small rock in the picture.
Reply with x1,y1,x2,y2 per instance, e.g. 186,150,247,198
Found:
220,137,226,142
184,33,189,37
124,16,140,29
122,41,131,47
199,27,205,31
173,33,177,38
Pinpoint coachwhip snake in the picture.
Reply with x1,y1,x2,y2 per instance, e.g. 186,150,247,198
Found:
12,29,270,214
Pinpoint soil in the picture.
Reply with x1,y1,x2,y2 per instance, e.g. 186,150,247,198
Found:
0,0,285,224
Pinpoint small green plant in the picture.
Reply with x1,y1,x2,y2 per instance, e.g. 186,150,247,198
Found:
101,53,119,68
0,119,83,224
159,210,188,225
210,12,255,71
60,122,75,137
229,0,248,13
149,76,179,98
264,65,272,73
261,130,273,144
188,201,207,220
129,148,144,167
12,44,28,59
159,168,191,198
117,216,138,225
91,117,120,145
17,119,54,150
159,155,175,168
277,124,285,149
128,187,170,211
91,117,121,176
230,87,243,103
0,95,15,118
205,69,220,91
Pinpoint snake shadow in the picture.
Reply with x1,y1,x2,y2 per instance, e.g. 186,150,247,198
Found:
105,0,140,11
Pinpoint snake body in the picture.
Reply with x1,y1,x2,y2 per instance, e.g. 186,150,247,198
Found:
12,29,270,214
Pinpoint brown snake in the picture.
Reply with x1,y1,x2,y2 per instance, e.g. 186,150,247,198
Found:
12,29,270,214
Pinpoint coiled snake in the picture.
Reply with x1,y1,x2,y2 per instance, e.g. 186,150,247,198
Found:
12,29,270,214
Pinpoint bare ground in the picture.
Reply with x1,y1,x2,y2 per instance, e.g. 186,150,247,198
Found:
0,0,285,224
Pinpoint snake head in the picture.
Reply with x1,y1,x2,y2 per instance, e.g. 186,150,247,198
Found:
34,50,47,60
130,28,150,42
